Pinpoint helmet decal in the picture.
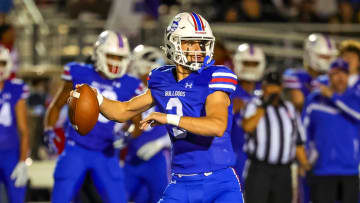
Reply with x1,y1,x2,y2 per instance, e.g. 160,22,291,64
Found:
249,44,254,55
116,33,124,48
190,12,205,31
324,35,333,50
167,16,181,34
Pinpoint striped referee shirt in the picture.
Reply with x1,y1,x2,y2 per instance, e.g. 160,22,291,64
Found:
243,98,305,165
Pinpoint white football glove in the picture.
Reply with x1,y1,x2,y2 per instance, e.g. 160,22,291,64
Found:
137,135,171,161
10,161,28,187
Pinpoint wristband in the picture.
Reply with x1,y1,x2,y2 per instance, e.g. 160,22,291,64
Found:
167,114,181,126
97,92,104,106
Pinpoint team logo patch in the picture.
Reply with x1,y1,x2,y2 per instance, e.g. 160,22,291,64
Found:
167,17,181,33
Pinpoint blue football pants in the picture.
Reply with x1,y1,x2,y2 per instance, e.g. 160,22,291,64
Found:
159,167,244,203
233,152,247,186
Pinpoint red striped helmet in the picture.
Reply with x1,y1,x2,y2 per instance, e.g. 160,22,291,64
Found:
162,12,215,71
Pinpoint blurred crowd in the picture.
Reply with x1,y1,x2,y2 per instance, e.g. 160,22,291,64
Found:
2,0,360,25
213,0,360,23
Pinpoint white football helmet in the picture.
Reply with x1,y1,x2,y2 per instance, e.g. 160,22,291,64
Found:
233,43,266,81
303,33,337,73
0,46,12,81
163,12,215,71
129,45,166,77
92,30,131,79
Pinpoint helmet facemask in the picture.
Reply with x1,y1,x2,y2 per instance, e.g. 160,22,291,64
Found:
169,36,214,71
305,51,337,73
233,44,266,81
95,50,130,79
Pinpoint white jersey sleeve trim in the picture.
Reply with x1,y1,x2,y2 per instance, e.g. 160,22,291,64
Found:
335,100,360,120
209,84,236,91
61,74,72,81
306,103,339,115
211,72,237,79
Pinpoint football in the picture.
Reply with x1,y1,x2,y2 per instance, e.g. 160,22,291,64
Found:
68,84,99,135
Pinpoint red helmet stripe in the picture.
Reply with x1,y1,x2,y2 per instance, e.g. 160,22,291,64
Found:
189,13,198,31
195,13,205,31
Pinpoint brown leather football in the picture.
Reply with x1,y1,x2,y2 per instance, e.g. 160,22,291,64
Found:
68,84,99,135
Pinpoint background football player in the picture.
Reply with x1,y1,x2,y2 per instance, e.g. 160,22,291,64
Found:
124,45,171,203
231,43,265,184
0,46,30,202
283,33,337,203
283,33,337,112
73,12,244,202
44,30,143,203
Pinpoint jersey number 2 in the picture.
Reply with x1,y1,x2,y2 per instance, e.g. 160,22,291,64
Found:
166,98,186,138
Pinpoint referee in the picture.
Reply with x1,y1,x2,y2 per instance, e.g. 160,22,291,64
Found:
242,69,310,203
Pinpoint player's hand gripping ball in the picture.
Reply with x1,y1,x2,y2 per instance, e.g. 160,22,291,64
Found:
68,84,99,135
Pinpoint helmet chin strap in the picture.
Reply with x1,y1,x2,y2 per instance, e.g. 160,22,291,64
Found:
197,55,215,73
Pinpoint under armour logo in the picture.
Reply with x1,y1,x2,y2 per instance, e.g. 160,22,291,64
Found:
185,82,193,88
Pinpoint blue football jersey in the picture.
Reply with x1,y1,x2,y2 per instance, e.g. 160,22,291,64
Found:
61,62,143,151
283,68,329,98
0,79,29,150
283,68,313,97
148,65,237,174
126,105,168,162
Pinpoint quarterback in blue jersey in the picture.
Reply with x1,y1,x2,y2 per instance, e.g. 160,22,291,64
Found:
0,46,30,202
74,12,244,203
231,43,265,184
124,45,170,203
44,31,143,203
283,33,337,111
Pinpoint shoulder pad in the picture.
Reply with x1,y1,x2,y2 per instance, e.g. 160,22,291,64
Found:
208,65,237,94
148,65,175,89
150,65,174,74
